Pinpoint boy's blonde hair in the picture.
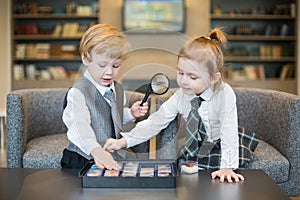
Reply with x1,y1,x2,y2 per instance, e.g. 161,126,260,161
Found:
79,24,131,61
178,28,227,90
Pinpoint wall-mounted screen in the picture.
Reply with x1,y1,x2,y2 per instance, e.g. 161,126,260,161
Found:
123,0,185,32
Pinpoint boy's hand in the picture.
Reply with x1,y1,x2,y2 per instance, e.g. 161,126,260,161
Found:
130,101,149,118
211,168,244,183
104,137,127,153
90,147,121,170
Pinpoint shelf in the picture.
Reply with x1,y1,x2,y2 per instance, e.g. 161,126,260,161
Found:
210,14,295,20
11,0,99,90
12,79,75,90
210,0,298,94
14,56,81,61
224,56,295,62
227,35,296,41
14,35,82,40
225,79,297,94
13,14,98,19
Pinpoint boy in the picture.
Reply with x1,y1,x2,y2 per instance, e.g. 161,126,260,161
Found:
61,24,148,170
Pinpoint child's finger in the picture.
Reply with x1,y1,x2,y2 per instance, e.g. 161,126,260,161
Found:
105,146,115,153
237,174,244,181
226,175,233,183
139,101,148,107
211,171,217,179
95,161,104,169
103,139,112,150
108,149,115,153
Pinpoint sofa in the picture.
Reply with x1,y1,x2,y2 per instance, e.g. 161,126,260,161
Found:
6,87,300,196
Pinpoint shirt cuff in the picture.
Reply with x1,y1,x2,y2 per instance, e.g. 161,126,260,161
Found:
123,107,136,123
120,132,144,148
85,138,102,155
220,149,239,169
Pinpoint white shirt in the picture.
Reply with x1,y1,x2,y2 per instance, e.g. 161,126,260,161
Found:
62,70,135,155
121,83,239,169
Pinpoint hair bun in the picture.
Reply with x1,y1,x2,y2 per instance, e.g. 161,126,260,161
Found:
208,28,227,47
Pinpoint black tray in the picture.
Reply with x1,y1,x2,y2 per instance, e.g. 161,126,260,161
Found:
79,159,177,188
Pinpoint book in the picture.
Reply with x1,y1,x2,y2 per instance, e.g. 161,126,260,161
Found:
15,44,26,58
257,65,266,80
52,24,62,37
48,66,68,80
60,44,78,58
50,44,62,56
244,65,257,80
13,64,25,80
25,64,36,80
26,44,36,58
35,43,50,59
280,63,295,80
62,23,79,37
287,64,295,78
77,5,92,15
280,64,291,80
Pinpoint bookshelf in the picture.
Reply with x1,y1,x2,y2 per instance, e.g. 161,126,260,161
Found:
12,0,99,90
210,0,298,94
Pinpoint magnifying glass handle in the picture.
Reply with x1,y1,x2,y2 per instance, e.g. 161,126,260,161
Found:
140,84,152,106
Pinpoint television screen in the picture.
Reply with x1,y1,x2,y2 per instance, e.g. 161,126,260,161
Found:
123,0,185,32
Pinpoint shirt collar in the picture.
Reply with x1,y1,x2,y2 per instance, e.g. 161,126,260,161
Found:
200,86,213,101
84,70,115,96
186,86,214,102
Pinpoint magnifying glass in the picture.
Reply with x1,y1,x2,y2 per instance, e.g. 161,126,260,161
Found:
140,73,170,106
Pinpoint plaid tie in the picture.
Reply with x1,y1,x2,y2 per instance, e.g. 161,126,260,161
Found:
104,89,122,138
184,97,206,157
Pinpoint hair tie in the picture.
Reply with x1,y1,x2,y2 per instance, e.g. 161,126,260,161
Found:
200,36,211,40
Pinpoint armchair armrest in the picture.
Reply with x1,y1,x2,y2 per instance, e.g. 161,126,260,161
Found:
234,87,300,195
6,88,68,167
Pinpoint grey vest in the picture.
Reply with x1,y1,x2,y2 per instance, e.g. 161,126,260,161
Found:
67,76,124,160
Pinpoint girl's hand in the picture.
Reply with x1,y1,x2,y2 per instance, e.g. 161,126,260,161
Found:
90,147,121,170
211,168,244,183
130,101,149,118
104,137,127,153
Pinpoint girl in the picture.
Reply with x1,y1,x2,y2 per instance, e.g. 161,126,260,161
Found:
104,28,245,182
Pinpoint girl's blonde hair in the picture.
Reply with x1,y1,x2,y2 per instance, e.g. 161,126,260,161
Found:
79,24,131,61
178,28,227,90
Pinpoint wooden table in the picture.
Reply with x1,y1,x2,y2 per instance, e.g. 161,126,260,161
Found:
0,168,290,200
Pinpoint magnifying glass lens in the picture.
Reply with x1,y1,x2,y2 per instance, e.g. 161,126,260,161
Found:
140,73,170,106
151,74,169,95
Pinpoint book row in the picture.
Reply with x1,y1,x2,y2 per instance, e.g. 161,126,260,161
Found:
15,43,79,59
223,63,295,81
13,64,76,81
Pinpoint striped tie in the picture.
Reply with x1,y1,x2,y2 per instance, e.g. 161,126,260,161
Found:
104,89,122,138
184,97,206,157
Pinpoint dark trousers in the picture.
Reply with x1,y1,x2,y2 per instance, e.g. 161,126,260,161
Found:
61,148,89,169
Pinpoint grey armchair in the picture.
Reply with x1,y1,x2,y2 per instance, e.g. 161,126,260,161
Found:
6,88,68,168
6,88,149,168
234,87,300,197
155,87,300,196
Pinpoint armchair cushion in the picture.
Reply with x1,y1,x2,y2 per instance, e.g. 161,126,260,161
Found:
23,133,68,168
248,140,289,183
